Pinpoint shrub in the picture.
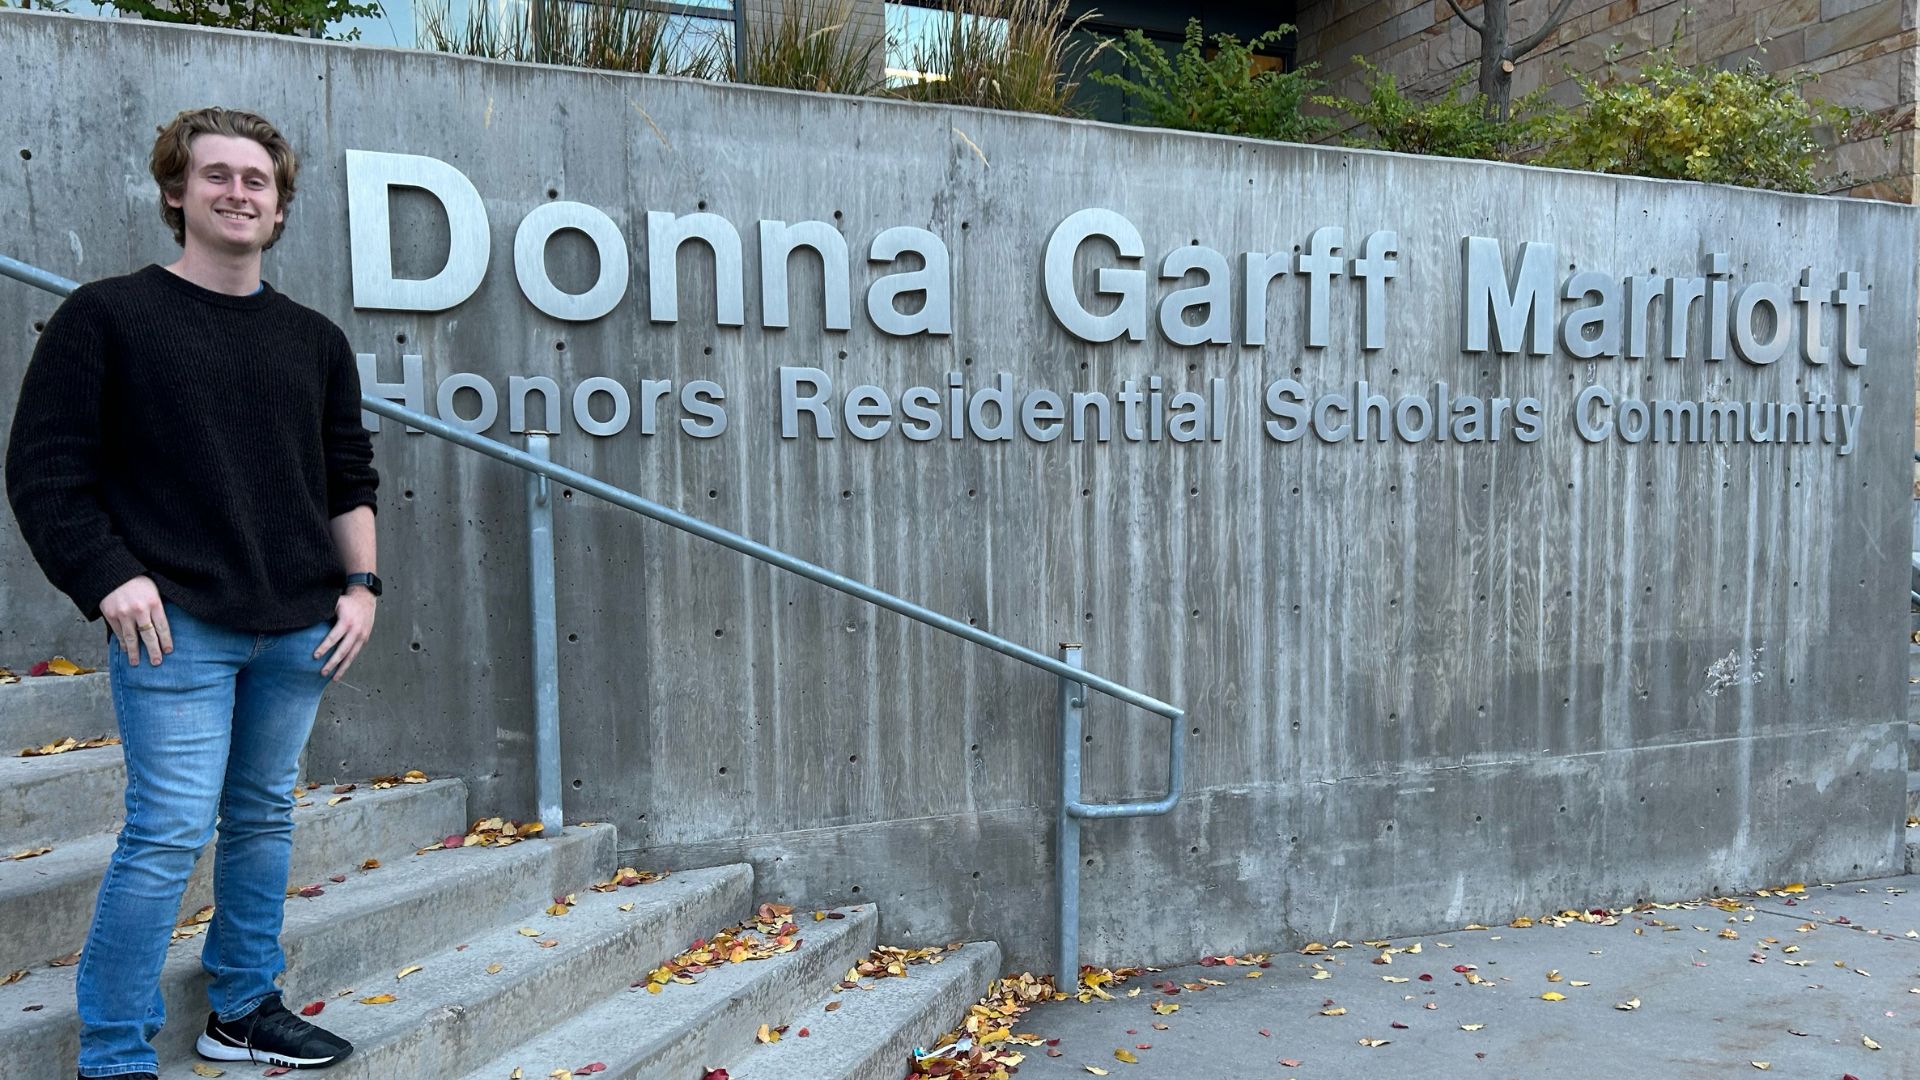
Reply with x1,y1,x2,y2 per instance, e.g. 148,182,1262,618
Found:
1320,59,1549,161
415,0,726,77
742,0,885,96
1536,44,1876,193
1088,19,1331,143
108,0,378,38
889,0,1096,116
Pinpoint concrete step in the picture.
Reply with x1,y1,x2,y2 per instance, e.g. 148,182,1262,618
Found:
721,941,1003,1080
0,777,466,979
0,674,114,752
450,903,880,1080
0,823,616,1079
155,863,756,1080
0,746,125,852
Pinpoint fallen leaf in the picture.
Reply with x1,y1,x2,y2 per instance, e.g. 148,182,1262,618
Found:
537,940,557,948
619,903,633,912
396,965,421,979
1320,1007,1347,1016
1391,1022,1408,1029
825,1001,841,1012
357,994,396,1004
1540,992,1565,1001
1569,981,1591,987
1312,970,1331,980
1864,1035,1881,1050
487,963,503,974
1134,1043,1152,1050
1151,1001,1178,1015
1085,1068,1108,1075
5,847,51,861
1461,1024,1484,1031
1358,1038,1391,1047
48,953,79,968
757,1023,778,1044
1751,1062,1769,1070
326,796,350,806
0,971,25,986
1152,1022,1168,1030
1113,1049,1138,1063
190,1063,224,1077
360,859,380,871
263,1069,290,1077
546,904,570,917
1280,1060,1302,1068
299,1001,324,1017
519,928,540,937
329,875,346,883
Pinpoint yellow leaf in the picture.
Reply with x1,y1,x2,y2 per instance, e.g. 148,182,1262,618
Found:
1782,883,1804,893
1546,970,1562,982
1358,1038,1391,1047
1382,976,1408,983
1320,1007,1347,1016
1569,981,1591,987
45,657,91,676
486,963,502,974
396,965,422,979
1113,1049,1138,1063
980,1027,1010,1044
519,928,540,937
1461,1024,1484,1031
757,1023,778,1044
546,904,570,917
550,1071,573,1080
191,1064,225,1077
1312,970,1331,980
1127,987,1141,996
326,796,349,806
512,1071,522,1080
357,994,396,1004
619,903,634,912
1540,992,1565,1001
1751,1064,1769,1071
1151,1002,1178,1015
1509,917,1533,928
1246,971,1261,978
1616,998,1641,1011
1085,1068,1108,1076
1864,1036,1881,1050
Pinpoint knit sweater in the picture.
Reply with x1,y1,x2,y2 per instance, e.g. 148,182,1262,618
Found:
5,265,378,632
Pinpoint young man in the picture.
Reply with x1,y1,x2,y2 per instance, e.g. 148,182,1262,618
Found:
6,108,377,1078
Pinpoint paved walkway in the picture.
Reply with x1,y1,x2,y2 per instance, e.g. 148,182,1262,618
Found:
1011,875,1920,1080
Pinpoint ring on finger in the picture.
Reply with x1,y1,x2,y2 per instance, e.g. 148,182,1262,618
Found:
137,623,155,631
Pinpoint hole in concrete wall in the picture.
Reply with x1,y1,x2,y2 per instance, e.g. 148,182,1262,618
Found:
709,490,718,499
849,755,858,763
568,633,579,642
972,871,981,878
970,744,979,752
18,149,29,160
697,200,707,210
843,490,852,499
718,766,728,775
850,885,860,893
546,188,558,199
572,779,582,789
403,490,414,500
410,641,422,652
713,629,723,637
396,333,407,344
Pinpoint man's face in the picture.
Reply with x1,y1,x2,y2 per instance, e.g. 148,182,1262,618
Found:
165,134,284,255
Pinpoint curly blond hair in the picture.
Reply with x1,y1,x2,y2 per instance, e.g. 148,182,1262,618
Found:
150,107,299,249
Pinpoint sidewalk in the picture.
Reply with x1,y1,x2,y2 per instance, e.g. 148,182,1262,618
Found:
1008,875,1920,1080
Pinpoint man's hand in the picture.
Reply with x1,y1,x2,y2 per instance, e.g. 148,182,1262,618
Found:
100,575,171,666
316,586,376,681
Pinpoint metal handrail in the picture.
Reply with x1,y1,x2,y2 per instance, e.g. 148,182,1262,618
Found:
3,251,1181,982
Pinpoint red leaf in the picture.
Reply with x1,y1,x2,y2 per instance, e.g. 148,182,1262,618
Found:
329,875,346,883
1135,1043,1152,1050
442,835,464,849
1452,965,1475,973
1045,1039,1060,1046
264,1069,292,1077
1391,1022,1409,1029
1418,974,1433,981
298,886,324,898
582,1066,605,1074
797,1028,809,1037
1258,1030,1269,1037
300,1001,325,1017
1280,1061,1302,1068
26,662,48,677
702,1071,731,1080
1199,957,1218,967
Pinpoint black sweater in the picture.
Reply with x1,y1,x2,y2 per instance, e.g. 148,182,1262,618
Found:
6,265,378,632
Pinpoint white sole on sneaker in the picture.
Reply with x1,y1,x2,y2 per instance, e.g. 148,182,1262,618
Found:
194,1031,343,1068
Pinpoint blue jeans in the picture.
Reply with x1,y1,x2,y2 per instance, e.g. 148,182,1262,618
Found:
77,603,333,1077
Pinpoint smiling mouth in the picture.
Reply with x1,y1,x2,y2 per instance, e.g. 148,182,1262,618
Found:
216,209,255,221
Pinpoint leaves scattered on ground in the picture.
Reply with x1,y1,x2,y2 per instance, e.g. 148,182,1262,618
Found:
418,817,545,854
590,866,668,892
171,905,214,941
5,846,52,861
369,770,431,789
642,904,801,994
19,735,118,758
910,971,1055,1079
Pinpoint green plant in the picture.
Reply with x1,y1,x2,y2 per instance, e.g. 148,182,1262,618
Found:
1088,19,1331,143
742,0,884,96
107,0,380,39
890,0,1097,116
416,0,727,77
1320,59,1550,160
1537,43,1878,193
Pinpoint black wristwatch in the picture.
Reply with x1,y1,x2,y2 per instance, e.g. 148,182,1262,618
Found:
344,572,383,597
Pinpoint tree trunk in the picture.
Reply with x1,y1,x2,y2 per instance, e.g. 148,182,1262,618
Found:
1478,0,1511,120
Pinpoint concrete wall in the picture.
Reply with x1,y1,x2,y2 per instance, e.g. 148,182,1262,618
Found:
1,10,1915,971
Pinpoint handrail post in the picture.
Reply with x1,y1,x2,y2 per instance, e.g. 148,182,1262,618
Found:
1056,643,1085,991
526,433,564,832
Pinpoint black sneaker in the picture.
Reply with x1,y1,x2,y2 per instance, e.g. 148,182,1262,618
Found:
195,995,353,1069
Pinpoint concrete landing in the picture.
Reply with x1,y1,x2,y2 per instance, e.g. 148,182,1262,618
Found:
1016,878,1920,1080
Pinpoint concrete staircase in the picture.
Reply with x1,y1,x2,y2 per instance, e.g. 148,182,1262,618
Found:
0,674,999,1080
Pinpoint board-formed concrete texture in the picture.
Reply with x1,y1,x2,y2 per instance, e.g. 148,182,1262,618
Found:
1,9,1914,972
